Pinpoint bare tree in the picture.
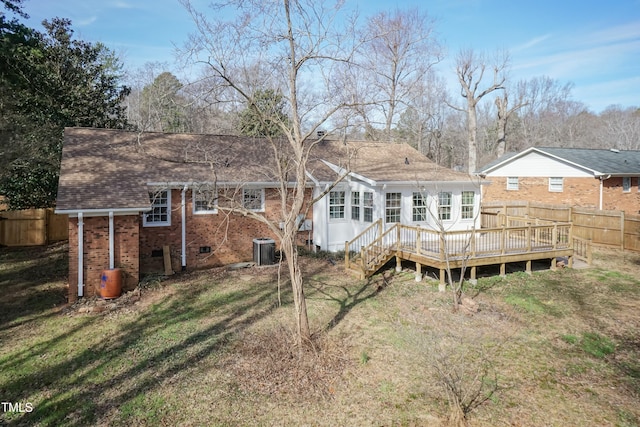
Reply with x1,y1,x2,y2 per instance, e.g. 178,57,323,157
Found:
179,0,359,345
354,7,442,141
452,49,508,173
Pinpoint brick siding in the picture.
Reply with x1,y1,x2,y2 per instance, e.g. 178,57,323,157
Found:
483,176,640,213
67,215,139,302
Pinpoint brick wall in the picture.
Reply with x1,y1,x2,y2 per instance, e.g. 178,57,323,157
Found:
68,215,140,302
139,188,314,274
483,176,640,213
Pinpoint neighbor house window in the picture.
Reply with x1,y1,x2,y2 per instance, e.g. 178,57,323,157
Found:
363,192,374,223
329,191,345,219
412,192,427,222
385,192,401,223
438,192,452,221
507,177,519,190
351,191,360,221
243,188,264,211
623,177,631,192
144,189,170,226
549,177,564,192
461,191,475,219
193,188,218,214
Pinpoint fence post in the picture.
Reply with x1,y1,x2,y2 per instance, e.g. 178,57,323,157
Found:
416,229,421,255
620,210,625,250
552,223,558,250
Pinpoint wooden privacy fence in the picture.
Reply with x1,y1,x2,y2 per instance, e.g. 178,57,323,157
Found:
0,208,68,246
482,201,640,252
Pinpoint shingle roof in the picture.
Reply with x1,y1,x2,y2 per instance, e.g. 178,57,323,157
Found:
477,147,640,175
56,128,474,212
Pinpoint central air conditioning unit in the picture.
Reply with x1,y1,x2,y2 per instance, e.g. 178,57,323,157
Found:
253,238,275,266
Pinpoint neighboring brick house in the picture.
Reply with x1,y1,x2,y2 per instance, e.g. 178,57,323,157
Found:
56,128,481,301
477,147,640,213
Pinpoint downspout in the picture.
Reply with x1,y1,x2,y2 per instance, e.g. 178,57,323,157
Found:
77,212,84,297
108,211,114,269
324,185,330,251
181,185,187,271
599,175,611,210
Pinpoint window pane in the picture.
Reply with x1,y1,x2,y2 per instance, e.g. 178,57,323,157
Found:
363,192,373,222
462,191,474,219
412,192,427,222
243,189,263,210
438,192,452,221
385,193,401,223
329,191,345,219
351,191,360,220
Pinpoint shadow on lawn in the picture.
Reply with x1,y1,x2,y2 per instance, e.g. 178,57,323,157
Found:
0,242,68,333
1,269,281,427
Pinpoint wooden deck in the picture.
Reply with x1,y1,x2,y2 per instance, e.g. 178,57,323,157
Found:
345,218,587,284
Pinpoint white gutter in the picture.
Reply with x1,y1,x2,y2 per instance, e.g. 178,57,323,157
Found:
77,212,84,298
181,185,187,271
55,207,150,217
109,211,115,269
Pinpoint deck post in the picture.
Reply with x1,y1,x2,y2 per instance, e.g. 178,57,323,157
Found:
416,229,421,255
500,263,506,277
526,225,531,252
470,266,477,285
552,224,558,250
344,241,349,270
526,260,532,275
470,228,476,258
550,257,557,271
415,262,422,282
396,253,402,272
500,225,506,255
439,231,445,261
360,246,365,274
439,269,446,292
568,254,574,268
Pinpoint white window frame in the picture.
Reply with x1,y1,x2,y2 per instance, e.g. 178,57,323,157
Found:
412,192,427,222
438,192,452,221
623,177,631,193
507,177,519,190
144,189,171,227
461,191,475,220
385,192,402,224
548,177,564,192
363,192,374,223
243,188,265,212
193,188,218,214
329,190,345,220
351,191,360,221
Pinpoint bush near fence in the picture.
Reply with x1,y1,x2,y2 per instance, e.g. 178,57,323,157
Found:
481,201,640,252
0,208,68,246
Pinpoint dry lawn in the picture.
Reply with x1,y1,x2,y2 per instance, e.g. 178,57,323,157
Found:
0,243,639,426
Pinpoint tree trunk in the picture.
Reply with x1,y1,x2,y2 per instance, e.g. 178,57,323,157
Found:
281,230,311,346
495,96,507,158
467,100,478,174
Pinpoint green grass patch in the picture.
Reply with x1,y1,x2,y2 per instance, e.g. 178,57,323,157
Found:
581,332,615,359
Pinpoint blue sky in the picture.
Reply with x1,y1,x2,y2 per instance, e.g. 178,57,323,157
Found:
19,0,640,113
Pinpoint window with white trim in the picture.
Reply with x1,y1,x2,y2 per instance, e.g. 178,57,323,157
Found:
461,191,475,219
385,192,401,223
363,192,374,222
329,191,345,219
623,177,631,192
351,191,360,221
144,189,171,226
438,192,452,221
193,188,218,214
412,192,427,222
243,188,264,211
507,177,519,190
549,177,563,192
